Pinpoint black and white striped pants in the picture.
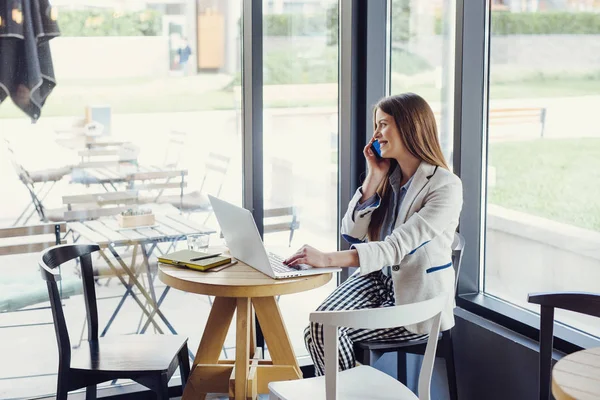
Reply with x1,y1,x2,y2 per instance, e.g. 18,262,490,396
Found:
304,269,426,376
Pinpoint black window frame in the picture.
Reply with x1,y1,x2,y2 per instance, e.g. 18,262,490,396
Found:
453,0,600,354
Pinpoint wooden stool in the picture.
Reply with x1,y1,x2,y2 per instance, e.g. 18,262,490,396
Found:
158,259,332,400
552,347,600,400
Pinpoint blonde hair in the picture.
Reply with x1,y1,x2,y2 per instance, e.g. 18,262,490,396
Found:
368,93,449,241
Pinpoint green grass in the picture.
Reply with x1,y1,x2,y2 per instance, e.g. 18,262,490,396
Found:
2,73,600,119
489,138,600,231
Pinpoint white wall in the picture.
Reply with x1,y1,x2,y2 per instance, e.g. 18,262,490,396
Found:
49,36,170,80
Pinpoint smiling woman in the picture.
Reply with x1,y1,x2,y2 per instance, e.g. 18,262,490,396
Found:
284,93,463,376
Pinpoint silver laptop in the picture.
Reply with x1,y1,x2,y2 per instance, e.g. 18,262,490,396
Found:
208,195,341,279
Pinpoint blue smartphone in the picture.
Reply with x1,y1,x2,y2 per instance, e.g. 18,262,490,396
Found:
370,140,382,158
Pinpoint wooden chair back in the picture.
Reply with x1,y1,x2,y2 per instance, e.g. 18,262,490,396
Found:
528,292,600,400
0,223,68,316
0,223,66,257
78,143,139,165
127,169,188,207
39,244,101,373
62,191,140,221
264,207,300,247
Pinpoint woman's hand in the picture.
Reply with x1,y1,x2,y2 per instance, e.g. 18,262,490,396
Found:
361,137,391,199
284,245,330,268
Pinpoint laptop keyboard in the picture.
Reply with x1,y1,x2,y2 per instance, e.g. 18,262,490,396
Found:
268,253,310,273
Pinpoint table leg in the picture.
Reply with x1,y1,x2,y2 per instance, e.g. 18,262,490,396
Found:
252,296,301,375
233,298,251,400
183,296,237,400
249,307,256,359
99,248,164,336
106,245,176,334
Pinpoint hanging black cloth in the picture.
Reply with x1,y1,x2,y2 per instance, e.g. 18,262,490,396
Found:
0,0,60,122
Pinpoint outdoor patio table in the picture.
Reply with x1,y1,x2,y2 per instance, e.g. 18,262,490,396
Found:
69,211,214,336
158,256,332,400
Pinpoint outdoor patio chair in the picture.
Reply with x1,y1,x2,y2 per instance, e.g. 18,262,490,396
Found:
264,206,300,247
4,138,72,226
39,243,190,400
0,223,81,316
155,152,230,217
527,291,600,400
353,232,465,400
269,294,448,400
130,169,188,209
162,130,187,169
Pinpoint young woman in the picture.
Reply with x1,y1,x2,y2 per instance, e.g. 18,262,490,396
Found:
284,93,463,375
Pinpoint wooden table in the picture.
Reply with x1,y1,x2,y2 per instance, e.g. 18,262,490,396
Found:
553,347,600,400
70,212,214,336
159,259,332,400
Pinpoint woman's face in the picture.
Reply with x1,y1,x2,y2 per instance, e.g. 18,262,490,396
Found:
374,108,405,159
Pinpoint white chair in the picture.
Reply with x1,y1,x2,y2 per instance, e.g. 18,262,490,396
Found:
268,294,448,400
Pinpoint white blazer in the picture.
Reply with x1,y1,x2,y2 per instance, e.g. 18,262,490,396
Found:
341,161,463,334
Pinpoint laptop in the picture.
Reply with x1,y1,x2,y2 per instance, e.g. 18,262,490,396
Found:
208,195,341,279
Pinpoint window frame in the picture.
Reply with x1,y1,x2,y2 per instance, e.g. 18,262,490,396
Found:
454,0,600,353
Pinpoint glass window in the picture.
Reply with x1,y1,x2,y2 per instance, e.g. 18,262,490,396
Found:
261,0,339,358
0,0,243,397
389,0,456,165
485,2,600,338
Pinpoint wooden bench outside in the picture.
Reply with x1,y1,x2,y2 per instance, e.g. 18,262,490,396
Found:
434,106,547,138
489,107,547,138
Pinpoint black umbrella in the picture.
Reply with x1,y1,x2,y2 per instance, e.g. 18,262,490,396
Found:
0,0,60,122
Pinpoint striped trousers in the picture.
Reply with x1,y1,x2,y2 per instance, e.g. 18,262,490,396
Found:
304,270,426,376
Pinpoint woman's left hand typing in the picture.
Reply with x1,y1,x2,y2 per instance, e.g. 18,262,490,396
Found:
284,245,330,268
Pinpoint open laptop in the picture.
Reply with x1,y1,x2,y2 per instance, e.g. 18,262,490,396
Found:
208,195,341,279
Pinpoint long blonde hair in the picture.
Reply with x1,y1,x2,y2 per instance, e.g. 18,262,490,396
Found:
368,93,449,240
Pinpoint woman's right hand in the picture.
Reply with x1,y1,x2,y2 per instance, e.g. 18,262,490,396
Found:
361,137,390,199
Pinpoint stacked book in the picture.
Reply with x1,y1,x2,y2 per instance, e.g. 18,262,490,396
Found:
158,250,234,272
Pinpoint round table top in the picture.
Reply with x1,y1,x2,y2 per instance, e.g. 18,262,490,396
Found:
158,255,333,298
552,347,600,400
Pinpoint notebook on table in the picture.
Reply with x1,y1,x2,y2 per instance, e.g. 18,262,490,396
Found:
157,250,232,272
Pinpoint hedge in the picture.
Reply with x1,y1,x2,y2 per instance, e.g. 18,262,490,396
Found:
326,0,412,45
436,11,600,35
57,9,162,37
264,13,327,36
59,10,327,38
490,12,600,35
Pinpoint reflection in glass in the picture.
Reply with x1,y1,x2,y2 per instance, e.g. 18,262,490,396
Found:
262,0,339,358
0,1,243,397
390,0,456,166
485,3,600,338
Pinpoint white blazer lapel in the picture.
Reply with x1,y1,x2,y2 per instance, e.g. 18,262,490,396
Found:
397,161,437,224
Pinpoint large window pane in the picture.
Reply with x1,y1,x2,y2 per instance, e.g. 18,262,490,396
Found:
261,0,339,358
390,0,456,164
485,2,600,337
0,0,242,397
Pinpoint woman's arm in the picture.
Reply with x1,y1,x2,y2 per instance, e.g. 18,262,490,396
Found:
353,178,463,275
340,137,390,243
287,177,462,272
284,246,359,268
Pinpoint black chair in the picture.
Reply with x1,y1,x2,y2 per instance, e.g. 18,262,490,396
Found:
39,243,190,400
527,291,600,400
354,232,465,400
